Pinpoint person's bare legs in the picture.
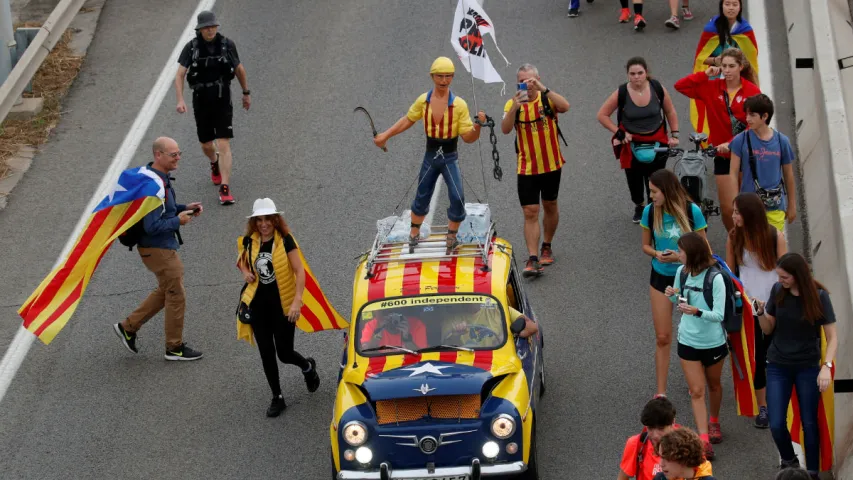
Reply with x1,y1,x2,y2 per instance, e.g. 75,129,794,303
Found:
651,287,674,396
523,204,541,257
217,138,233,186
682,359,710,435
542,200,559,244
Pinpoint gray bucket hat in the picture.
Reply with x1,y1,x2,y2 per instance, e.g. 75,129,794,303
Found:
195,10,220,30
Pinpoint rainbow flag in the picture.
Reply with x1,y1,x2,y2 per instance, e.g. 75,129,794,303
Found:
19,167,166,344
690,17,759,138
787,329,835,471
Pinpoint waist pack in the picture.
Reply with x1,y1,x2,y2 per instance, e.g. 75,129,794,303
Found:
678,256,742,333
746,131,785,210
630,142,661,163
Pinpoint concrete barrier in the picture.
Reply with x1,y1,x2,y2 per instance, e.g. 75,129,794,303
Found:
782,0,853,475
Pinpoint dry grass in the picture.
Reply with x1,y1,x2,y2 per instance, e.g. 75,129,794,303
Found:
0,27,83,180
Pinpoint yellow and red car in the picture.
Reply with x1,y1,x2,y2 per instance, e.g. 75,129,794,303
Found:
330,232,545,480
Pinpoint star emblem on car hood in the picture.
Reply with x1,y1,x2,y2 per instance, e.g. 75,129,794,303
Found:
401,362,452,377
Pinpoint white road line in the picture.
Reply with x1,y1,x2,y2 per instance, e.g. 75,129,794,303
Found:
0,0,217,405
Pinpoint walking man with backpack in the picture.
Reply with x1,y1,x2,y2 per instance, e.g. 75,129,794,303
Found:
175,10,251,205
113,137,204,361
500,64,570,278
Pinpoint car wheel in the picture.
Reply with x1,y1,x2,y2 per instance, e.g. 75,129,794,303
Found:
538,353,546,398
517,427,540,480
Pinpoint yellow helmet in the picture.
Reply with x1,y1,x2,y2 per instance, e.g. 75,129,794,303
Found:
430,56,456,75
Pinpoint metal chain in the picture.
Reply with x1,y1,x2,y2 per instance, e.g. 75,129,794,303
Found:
475,115,502,181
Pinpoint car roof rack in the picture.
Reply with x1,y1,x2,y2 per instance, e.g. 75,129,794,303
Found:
363,223,497,279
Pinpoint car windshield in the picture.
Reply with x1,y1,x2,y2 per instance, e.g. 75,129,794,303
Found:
356,294,507,356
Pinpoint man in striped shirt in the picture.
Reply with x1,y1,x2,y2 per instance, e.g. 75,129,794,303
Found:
501,64,570,277
374,57,486,255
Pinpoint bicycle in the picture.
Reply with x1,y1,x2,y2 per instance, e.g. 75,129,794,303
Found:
655,132,721,220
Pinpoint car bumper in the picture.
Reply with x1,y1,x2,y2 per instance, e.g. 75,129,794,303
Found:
337,459,526,480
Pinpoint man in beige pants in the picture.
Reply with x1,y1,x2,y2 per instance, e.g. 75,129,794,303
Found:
113,137,204,361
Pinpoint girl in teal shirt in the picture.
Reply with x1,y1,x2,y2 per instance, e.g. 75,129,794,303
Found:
664,232,727,460
641,169,707,401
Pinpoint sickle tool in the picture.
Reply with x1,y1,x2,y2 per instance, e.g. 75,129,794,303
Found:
354,106,387,152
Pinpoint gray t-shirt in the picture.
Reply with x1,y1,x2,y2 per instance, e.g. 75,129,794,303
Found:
765,283,835,367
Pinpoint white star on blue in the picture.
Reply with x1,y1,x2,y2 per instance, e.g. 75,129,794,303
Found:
94,167,164,212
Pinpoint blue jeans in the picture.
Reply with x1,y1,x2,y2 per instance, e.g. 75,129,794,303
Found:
411,150,466,223
766,363,822,472
568,0,580,9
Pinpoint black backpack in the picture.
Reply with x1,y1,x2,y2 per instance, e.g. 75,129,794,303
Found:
188,35,235,86
678,258,742,333
617,79,665,127
118,221,146,251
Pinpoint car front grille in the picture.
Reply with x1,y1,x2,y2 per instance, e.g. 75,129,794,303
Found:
376,394,480,425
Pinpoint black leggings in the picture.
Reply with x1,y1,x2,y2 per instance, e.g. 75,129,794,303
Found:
252,312,309,396
624,151,668,206
753,315,773,390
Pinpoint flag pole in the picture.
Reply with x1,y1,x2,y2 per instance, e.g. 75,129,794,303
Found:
467,54,489,203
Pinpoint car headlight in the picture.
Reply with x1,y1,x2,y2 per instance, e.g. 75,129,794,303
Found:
490,414,516,439
355,446,373,464
343,421,368,446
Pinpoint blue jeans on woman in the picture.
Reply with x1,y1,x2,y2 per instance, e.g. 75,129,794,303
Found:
766,363,822,472
411,150,466,223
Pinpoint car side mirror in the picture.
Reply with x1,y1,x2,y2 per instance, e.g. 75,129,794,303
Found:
510,316,526,336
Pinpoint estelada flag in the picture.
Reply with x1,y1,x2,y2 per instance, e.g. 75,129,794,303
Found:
236,234,347,345
19,166,167,344
787,328,835,471
713,256,758,416
690,17,759,138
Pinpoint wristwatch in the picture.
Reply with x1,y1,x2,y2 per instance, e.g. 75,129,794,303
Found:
542,88,551,96
695,309,703,317
242,90,251,95
824,361,833,369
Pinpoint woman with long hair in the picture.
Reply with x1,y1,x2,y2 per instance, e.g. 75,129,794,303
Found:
755,253,838,478
236,198,320,417
726,193,787,428
664,232,727,460
675,47,760,232
598,57,680,223
641,170,707,401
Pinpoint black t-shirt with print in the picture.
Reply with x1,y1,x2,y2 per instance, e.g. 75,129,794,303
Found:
250,234,297,316
765,283,836,367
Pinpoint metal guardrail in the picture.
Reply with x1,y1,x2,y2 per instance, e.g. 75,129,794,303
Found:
0,0,87,124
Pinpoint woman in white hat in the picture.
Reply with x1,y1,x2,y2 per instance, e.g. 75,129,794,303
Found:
236,198,319,417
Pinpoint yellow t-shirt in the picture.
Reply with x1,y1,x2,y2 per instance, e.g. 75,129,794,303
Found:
407,90,474,139
503,93,565,175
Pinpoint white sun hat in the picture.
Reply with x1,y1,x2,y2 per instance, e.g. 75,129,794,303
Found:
247,198,283,218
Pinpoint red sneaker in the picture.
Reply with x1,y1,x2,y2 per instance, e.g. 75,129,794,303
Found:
540,245,554,266
219,184,235,205
210,160,222,186
619,8,631,23
709,421,722,444
703,440,716,461
522,258,544,278
634,14,646,31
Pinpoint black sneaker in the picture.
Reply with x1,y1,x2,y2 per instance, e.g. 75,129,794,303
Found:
266,395,287,417
633,204,644,224
112,323,138,354
567,8,579,17
164,343,203,361
754,405,769,429
303,358,320,393
780,458,801,469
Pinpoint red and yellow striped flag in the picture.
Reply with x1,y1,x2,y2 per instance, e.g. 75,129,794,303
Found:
19,167,166,344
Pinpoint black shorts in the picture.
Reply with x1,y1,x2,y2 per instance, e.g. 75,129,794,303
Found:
192,92,234,144
649,268,675,294
517,169,562,206
678,342,729,367
713,156,730,176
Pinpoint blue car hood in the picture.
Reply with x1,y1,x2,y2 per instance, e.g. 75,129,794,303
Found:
361,361,495,401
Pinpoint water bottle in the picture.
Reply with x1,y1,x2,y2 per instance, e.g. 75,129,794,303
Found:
734,291,743,315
